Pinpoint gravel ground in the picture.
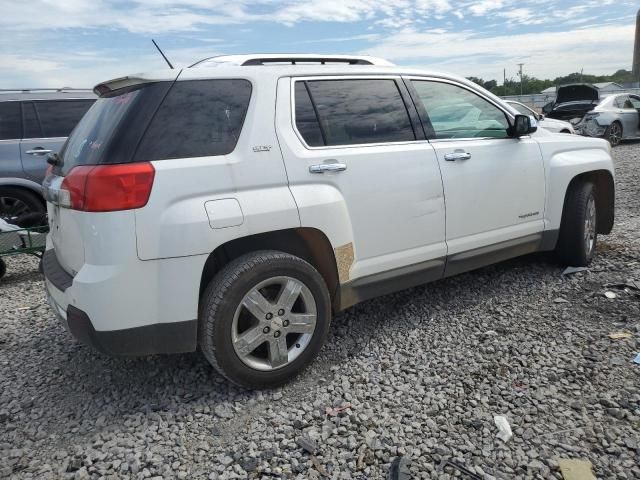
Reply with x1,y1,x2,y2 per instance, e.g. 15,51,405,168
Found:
1,144,639,480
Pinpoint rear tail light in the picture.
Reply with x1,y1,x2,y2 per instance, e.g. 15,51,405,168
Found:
60,163,155,212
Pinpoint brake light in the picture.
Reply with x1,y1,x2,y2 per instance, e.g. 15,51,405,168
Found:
60,163,155,212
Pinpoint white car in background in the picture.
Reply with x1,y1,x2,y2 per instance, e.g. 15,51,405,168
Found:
506,100,575,134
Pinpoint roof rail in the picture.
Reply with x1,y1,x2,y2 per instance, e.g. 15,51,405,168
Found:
242,57,373,66
190,54,394,68
0,87,93,93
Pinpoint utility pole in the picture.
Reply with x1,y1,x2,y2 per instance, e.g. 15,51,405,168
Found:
517,63,525,96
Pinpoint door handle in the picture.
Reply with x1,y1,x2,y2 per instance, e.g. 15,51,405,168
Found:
444,152,471,162
25,149,52,156
309,162,347,174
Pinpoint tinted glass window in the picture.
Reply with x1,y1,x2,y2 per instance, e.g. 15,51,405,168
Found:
22,102,41,139
59,83,171,176
135,79,252,161
412,81,509,139
305,79,415,146
509,102,534,117
629,96,640,109
0,102,21,140
294,82,324,147
35,100,94,138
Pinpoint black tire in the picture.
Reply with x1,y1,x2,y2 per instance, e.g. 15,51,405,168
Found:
0,259,5,280
0,187,45,222
198,250,331,389
604,121,622,147
555,181,597,267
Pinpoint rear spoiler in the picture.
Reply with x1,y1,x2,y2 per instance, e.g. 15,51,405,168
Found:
93,71,181,96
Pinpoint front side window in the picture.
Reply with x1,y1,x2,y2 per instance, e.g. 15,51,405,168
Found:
34,100,94,138
0,102,21,140
295,79,415,146
412,81,510,139
135,79,252,160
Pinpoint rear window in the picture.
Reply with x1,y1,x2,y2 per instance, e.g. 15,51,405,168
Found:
34,100,94,138
0,102,21,140
58,79,251,175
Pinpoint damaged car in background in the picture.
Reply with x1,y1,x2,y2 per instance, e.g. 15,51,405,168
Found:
544,83,640,146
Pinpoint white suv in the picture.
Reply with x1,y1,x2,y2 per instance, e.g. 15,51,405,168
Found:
42,55,615,388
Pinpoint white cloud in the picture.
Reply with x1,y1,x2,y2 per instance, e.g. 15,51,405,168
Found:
468,0,506,16
361,23,635,80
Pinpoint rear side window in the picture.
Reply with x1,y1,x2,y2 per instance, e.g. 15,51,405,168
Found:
134,79,252,160
34,100,94,138
0,102,21,140
294,82,324,147
297,79,415,146
22,102,41,138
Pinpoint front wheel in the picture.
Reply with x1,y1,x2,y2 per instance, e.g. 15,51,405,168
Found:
555,181,597,267
0,259,5,279
604,122,622,147
198,251,331,388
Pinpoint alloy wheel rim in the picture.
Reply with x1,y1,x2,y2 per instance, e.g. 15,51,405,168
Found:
231,276,317,371
584,196,596,256
0,196,30,222
609,124,621,146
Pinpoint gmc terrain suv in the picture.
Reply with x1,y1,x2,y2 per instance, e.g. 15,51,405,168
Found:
0,88,95,221
42,55,615,388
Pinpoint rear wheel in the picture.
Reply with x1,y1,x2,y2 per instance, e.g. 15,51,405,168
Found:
198,250,331,388
555,181,597,267
0,259,5,280
605,122,622,147
0,187,45,223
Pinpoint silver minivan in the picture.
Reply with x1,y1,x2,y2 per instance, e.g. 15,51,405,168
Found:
0,89,95,221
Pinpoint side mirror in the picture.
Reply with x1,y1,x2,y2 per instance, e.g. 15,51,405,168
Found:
513,114,538,137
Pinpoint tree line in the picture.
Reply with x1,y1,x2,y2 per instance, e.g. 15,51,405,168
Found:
467,69,637,96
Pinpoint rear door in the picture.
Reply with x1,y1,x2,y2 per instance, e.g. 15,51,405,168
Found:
20,99,93,182
277,76,447,282
617,95,640,138
407,78,545,273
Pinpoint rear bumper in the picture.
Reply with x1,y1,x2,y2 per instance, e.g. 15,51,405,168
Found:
43,248,198,356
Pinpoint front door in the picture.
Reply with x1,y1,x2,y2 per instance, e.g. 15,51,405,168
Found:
407,78,546,273
276,76,447,284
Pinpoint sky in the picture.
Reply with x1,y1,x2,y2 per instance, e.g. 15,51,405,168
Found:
0,0,638,89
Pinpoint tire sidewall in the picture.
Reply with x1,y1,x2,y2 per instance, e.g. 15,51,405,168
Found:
200,253,331,388
606,122,622,147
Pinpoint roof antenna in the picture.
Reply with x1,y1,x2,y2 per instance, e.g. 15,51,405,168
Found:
152,39,174,69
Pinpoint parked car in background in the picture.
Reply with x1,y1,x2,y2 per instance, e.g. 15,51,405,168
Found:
0,89,95,221
544,84,640,146
42,54,615,388
505,100,575,134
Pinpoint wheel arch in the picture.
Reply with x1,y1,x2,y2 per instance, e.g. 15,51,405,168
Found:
199,227,341,310
563,170,614,235
0,178,45,199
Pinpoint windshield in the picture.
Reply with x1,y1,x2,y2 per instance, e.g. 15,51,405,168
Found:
57,82,170,176
509,102,534,116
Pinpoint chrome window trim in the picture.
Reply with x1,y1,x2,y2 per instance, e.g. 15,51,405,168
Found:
290,75,428,151
404,75,516,143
